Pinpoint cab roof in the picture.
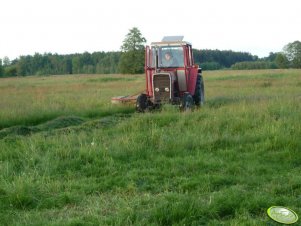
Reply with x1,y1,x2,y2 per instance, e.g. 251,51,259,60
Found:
150,36,191,47
151,41,191,47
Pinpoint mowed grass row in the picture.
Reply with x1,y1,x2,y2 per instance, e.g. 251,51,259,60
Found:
0,69,301,225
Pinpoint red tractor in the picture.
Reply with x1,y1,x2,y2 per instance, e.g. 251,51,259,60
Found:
136,36,204,112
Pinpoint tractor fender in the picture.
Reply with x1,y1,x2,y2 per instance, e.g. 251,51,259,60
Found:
187,67,198,95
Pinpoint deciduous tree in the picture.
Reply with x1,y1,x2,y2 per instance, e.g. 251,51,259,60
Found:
119,27,146,74
3,56,10,66
275,53,289,69
283,41,301,68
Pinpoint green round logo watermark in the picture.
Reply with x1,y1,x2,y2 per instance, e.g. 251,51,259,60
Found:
267,206,298,224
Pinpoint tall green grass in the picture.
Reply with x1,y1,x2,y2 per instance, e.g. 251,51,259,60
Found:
0,69,301,225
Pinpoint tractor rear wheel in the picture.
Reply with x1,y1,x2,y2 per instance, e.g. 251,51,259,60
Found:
136,94,148,112
193,74,205,106
181,93,194,111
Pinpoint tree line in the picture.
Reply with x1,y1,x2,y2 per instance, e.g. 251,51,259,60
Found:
0,52,121,77
0,49,262,77
231,41,301,70
0,27,147,77
0,27,300,77
193,49,256,70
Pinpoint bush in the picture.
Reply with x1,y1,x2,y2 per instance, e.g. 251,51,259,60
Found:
4,65,18,76
231,61,278,70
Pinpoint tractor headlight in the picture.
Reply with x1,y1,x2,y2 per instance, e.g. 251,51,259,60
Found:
155,88,159,92
165,87,169,92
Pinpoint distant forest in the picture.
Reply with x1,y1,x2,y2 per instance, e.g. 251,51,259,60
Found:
0,47,298,77
0,27,299,77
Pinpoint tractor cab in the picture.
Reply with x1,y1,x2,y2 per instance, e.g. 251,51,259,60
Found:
136,36,204,112
151,45,185,68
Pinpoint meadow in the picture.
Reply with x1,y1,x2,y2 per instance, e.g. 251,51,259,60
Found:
0,69,301,225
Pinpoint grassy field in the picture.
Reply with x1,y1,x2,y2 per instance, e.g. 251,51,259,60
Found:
0,69,301,225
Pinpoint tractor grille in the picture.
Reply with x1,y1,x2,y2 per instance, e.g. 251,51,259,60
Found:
153,73,171,103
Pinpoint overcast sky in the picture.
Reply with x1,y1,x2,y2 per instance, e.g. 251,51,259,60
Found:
0,0,300,60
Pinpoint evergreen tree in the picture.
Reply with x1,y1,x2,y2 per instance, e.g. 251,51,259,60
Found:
119,27,146,74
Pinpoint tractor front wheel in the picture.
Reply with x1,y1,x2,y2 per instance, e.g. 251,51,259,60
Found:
136,94,148,112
